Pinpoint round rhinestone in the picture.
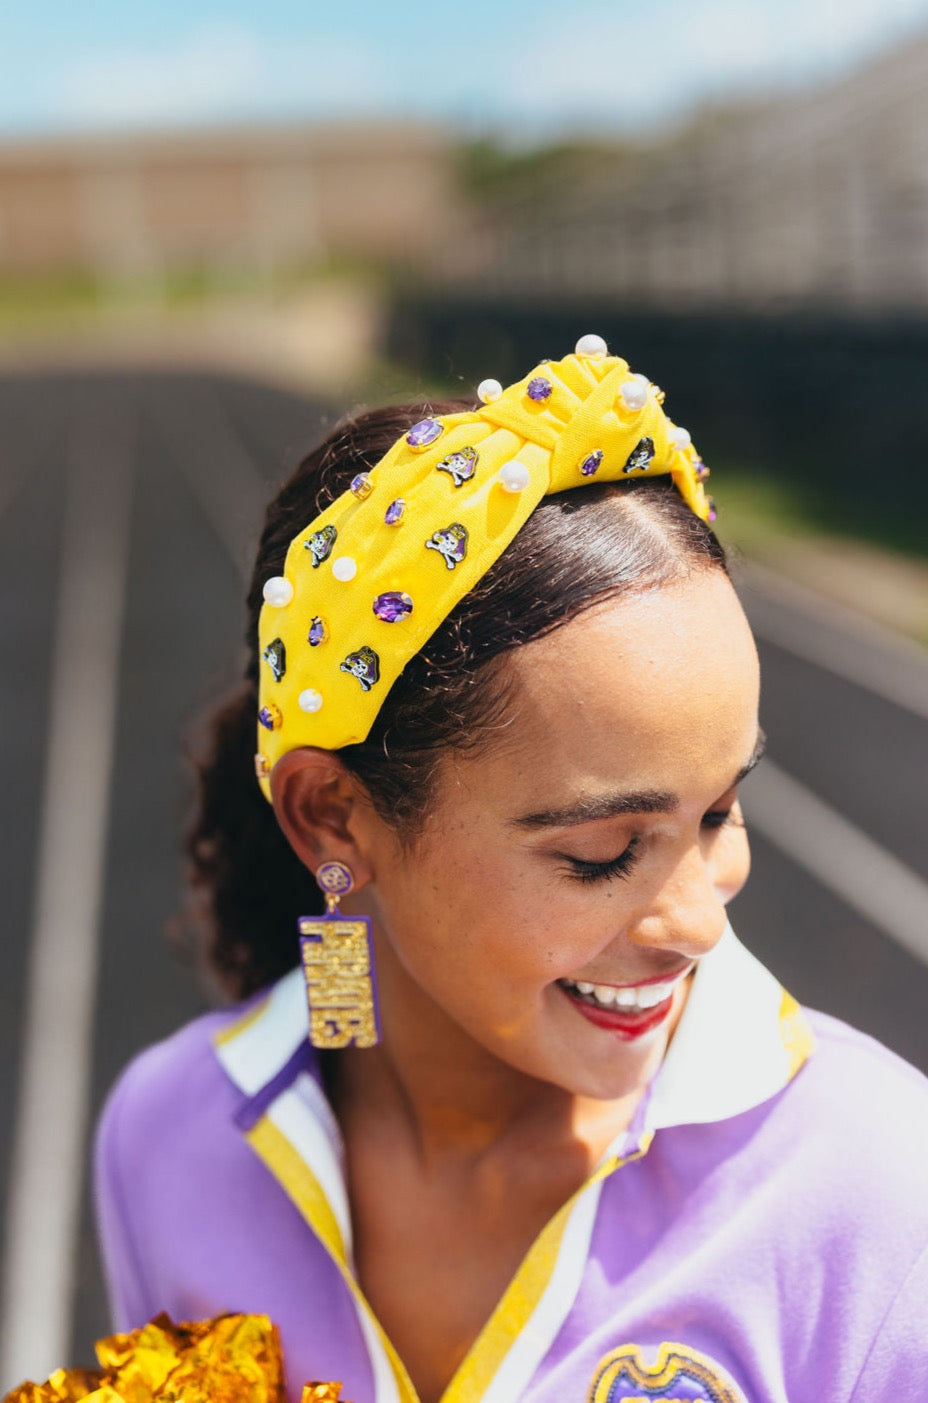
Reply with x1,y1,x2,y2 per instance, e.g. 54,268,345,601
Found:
619,376,650,411
477,378,503,404
498,460,531,493
527,377,552,402
575,333,608,357
262,575,293,607
332,556,357,582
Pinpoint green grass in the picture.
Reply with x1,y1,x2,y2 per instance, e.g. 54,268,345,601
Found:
0,257,395,335
711,459,926,563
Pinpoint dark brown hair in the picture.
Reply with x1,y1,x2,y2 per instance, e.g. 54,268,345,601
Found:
185,398,728,999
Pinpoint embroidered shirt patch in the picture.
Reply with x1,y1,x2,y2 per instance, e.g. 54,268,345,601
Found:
588,1342,747,1402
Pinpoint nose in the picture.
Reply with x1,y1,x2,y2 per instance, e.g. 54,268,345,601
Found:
625,843,729,962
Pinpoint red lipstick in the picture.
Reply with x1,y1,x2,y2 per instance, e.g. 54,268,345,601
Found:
559,985,678,1041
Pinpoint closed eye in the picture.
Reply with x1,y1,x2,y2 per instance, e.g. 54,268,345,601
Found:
560,836,642,884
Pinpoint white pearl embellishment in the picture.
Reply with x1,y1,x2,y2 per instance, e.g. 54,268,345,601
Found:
619,375,650,411
332,556,357,582
262,576,294,607
575,333,608,357
478,378,503,404
298,689,324,713
669,426,692,449
498,460,531,493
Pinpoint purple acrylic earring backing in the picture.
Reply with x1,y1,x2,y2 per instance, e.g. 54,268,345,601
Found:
298,861,381,1048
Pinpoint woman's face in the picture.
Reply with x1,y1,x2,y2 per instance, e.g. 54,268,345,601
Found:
358,568,762,1101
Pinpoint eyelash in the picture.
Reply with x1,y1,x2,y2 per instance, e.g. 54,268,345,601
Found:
564,837,643,885
563,808,740,884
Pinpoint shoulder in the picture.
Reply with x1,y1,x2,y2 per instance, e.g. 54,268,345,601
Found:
760,1008,928,1242
95,997,261,1187
797,1007,928,1141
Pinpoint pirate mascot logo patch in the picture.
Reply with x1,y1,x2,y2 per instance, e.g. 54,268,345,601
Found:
340,646,380,692
305,524,337,567
425,522,469,569
588,1342,747,1402
436,446,479,487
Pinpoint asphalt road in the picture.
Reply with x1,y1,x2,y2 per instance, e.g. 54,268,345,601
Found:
0,371,926,1385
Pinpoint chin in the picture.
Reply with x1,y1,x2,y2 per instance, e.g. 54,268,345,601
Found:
549,1055,661,1103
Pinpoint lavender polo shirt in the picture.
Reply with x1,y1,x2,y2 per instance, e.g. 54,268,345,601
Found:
94,927,928,1403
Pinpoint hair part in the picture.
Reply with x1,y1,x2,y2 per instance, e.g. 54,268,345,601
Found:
183,398,728,998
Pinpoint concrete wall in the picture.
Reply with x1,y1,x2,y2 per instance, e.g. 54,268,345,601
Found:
0,122,463,277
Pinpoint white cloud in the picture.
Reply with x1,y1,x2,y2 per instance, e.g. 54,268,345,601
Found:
17,0,928,138
52,23,388,130
496,0,928,133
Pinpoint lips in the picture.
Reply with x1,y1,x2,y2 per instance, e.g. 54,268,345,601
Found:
556,964,693,1040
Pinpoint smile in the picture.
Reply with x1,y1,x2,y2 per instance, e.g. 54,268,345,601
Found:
556,964,693,1015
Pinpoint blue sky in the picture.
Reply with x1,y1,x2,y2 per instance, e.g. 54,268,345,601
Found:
5,0,928,141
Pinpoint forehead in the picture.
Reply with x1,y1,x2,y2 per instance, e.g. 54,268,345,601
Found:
451,572,760,805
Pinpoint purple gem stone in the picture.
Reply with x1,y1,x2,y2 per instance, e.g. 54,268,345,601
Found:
308,616,326,646
258,705,279,731
580,450,604,477
406,418,444,448
694,458,710,481
527,377,552,402
385,498,405,525
373,591,414,623
707,497,718,522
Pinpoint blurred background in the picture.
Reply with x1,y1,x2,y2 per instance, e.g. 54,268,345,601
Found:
1,0,927,1391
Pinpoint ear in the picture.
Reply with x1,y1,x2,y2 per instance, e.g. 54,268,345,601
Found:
270,748,375,889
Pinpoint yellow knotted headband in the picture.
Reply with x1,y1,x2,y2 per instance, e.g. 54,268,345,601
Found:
255,337,714,798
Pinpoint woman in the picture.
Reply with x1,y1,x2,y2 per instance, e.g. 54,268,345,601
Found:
95,341,928,1403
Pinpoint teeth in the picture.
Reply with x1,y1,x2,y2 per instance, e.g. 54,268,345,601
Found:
562,973,682,1012
638,983,671,1008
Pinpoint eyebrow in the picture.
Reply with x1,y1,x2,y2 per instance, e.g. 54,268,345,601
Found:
509,730,767,831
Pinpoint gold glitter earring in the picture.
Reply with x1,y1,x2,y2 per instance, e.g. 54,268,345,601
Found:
298,861,380,1049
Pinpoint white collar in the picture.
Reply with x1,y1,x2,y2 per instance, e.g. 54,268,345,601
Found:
646,923,813,1131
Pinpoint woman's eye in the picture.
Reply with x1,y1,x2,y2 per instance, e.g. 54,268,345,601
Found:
701,806,742,830
561,836,642,884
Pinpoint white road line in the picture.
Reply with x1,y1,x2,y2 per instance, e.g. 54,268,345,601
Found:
742,760,928,969
0,405,134,1390
739,560,928,721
